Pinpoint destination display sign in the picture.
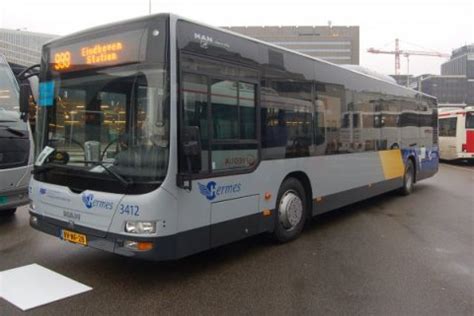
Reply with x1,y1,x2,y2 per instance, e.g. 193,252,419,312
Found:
49,29,147,72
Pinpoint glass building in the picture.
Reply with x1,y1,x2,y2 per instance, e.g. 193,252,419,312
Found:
441,44,474,79
411,44,474,107
0,28,57,67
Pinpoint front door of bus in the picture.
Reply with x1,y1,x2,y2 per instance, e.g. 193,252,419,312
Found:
178,56,260,249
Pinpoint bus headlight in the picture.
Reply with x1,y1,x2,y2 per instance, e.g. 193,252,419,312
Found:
124,221,156,234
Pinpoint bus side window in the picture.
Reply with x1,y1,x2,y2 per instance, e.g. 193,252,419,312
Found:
210,79,258,171
181,73,209,173
439,117,457,137
313,108,325,146
211,79,239,140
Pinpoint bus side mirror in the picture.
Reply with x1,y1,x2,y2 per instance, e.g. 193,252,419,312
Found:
28,76,39,104
19,82,30,122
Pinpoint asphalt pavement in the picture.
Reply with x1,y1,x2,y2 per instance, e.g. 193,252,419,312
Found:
1,163,473,315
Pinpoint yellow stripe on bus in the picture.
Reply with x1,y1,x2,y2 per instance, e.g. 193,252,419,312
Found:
378,149,405,180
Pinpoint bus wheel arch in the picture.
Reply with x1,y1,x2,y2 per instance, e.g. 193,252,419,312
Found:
283,171,313,218
272,172,312,242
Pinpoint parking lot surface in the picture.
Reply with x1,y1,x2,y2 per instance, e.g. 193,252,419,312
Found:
1,163,473,315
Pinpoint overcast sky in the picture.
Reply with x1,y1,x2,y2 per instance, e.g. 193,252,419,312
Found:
1,0,472,75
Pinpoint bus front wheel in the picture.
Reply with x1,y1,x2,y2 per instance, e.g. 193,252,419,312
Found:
273,178,307,242
400,159,415,196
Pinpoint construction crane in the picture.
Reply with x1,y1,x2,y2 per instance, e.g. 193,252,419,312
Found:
367,38,450,85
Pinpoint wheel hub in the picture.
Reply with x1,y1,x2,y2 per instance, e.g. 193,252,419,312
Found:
278,191,303,230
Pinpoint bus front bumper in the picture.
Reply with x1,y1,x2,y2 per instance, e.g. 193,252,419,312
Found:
29,211,181,261
0,187,29,212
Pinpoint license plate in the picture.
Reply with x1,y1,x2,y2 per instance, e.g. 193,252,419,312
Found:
0,196,7,205
62,230,87,246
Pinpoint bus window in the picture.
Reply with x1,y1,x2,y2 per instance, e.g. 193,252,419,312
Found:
363,114,374,128
313,111,325,146
182,73,209,173
239,82,256,139
353,113,360,128
439,117,457,137
382,114,398,128
211,79,257,170
316,84,343,154
211,79,239,140
342,113,350,128
466,112,474,129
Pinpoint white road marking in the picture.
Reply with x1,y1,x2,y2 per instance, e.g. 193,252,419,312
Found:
0,264,92,311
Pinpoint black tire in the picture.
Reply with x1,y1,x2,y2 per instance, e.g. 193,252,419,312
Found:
273,178,307,242
0,208,16,216
399,159,415,196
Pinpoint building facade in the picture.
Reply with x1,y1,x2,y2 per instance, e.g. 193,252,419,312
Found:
441,44,474,79
409,44,474,107
0,28,57,67
223,25,359,65
416,76,470,105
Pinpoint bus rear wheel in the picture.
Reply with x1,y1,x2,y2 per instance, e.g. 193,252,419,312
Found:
400,159,415,196
273,178,307,242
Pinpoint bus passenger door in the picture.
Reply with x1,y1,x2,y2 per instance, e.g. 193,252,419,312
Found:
178,59,261,251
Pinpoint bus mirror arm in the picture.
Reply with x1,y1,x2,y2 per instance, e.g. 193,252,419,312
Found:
19,82,30,122
17,64,40,120
177,174,192,191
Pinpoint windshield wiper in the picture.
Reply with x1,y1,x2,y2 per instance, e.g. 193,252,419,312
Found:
33,163,70,174
33,161,133,188
82,160,133,188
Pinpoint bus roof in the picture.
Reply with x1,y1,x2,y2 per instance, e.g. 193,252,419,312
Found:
439,106,474,114
43,13,437,102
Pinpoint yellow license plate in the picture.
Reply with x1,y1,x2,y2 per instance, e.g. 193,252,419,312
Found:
62,230,87,246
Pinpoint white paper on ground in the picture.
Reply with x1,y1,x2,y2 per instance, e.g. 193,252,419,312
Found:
0,263,92,311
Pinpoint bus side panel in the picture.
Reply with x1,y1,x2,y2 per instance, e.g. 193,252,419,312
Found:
312,177,402,215
401,146,439,181
309,149,403,215
255,150,404,216
466,130,474,153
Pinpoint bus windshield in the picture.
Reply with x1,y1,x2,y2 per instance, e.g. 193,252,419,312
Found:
0,57,20,123
39,65,169,182
35,18,169,188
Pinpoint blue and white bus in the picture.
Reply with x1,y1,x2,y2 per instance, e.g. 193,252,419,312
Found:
0,55,34,215
29,14,438,260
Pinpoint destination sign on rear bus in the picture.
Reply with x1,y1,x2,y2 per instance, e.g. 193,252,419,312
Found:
49,29,147,72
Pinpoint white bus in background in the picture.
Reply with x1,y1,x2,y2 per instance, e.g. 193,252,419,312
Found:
0,55,35,215
438,106,474,161
340,111,380,152
340,109,434,153
340,111,401,152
